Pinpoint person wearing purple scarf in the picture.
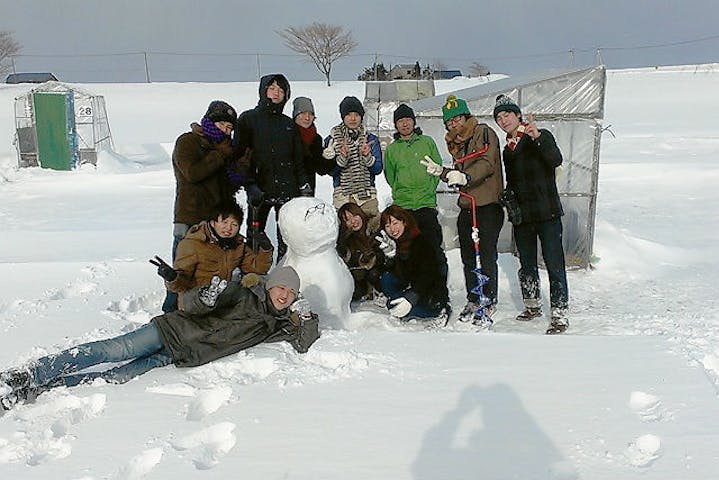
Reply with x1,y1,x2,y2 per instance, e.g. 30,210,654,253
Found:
161,100,238,313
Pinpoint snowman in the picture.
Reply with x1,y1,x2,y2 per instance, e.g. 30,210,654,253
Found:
278,197,353,329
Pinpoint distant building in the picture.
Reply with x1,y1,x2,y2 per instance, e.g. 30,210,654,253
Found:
389,64,420,80
5,72,59,84
433,70,463,80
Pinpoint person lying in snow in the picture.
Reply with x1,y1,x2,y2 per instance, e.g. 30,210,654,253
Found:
0,266,319,414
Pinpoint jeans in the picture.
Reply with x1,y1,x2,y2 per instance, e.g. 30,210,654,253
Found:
411,207,449,281
32,323,173,388
380,272,443,319
513,217,569,309
161,225,187,313
457,203,504,304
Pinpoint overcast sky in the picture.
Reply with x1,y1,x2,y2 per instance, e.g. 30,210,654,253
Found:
2,0,718,82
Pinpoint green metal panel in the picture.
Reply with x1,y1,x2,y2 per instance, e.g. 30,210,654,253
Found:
33,92,74,170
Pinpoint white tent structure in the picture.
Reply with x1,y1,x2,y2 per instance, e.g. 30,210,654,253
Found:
407,66,607,268
13,81,113,170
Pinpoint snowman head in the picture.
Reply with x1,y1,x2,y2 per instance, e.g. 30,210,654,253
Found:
278,197,338,257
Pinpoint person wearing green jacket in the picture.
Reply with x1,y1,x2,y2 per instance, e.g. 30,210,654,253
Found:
383,104,448,280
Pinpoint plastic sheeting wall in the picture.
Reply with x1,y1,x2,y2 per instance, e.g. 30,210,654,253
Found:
410,66,606,268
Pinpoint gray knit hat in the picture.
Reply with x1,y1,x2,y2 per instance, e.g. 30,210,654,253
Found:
265,266,300,293
292,97,315,119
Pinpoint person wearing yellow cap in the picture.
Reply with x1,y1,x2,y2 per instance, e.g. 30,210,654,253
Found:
423,95,504,326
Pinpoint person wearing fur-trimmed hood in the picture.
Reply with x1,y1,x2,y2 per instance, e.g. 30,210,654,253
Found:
230,74,312,263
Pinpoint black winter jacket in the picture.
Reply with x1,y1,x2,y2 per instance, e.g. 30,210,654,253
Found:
502,129,564,223
388,231,449,310
233,74,309,201
152,282,293,367
300,131,334,192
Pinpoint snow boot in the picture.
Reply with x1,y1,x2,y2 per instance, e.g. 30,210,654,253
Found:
0,384,43,415
0,367,34,392
516,307,542,321
546,307,569,335
458,301,480,323
426,305,452,329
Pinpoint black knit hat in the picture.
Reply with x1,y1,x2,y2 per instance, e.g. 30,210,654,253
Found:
339,96,364,118
393,103,416,125
205,100,237,124
493,94,521,119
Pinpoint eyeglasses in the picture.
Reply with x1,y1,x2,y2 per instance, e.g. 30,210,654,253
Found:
446,116,464,127
304,202,326,221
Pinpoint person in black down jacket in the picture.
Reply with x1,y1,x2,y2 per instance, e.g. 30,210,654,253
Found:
0,267,319,413
231,74,312,262
377,205,450,326
493,94,569,335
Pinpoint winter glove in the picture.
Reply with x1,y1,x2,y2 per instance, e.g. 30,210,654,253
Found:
240,272,261,288
446,169,469,187
149,255,178,282
299,183,313,197
388,297,412,318
499,187,523,225
245,184,265,207
375,231,397,259
471,227,480,244
289,295,313,326
199,276,227,307
420,156,444,176
322,139,336,159
256,231,273,251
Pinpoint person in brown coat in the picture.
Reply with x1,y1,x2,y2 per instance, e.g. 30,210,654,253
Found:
422,95,504,324
163,100,238,313
157,202,273,311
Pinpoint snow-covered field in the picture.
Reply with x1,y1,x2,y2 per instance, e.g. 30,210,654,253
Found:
0,66,718,479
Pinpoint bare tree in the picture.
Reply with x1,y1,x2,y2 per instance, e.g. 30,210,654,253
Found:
468,62,490,77
0,31,21,78
278,22,357,86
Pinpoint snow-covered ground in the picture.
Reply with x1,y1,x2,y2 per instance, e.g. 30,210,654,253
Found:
0,66,718,479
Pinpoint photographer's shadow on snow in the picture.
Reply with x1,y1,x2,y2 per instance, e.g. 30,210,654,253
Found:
412,384,574,480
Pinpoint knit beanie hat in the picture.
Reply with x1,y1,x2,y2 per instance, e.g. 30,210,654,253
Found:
442,95,470,123
205,100,237,124
265,266,301,294
393,103,416,125
493,94,521,119
339,96,365,118
292,97,315,119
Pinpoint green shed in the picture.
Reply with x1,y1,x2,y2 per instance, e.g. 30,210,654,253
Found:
13,82,114,170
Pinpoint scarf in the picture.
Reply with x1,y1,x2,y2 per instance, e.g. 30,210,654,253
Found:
330,123,375,196
297,124,317,146
506,123,527,151
444,116,479,161
396,226,421,256
201,116,229,143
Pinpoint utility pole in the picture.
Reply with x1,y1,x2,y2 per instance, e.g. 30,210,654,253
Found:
143,52,151,83
256,54,261,81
